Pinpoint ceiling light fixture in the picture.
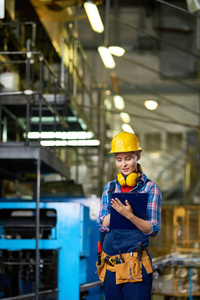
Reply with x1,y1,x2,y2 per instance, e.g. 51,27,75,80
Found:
0,0,5,19
113,95,124,110
122,124,134,133
144,100,158,110
104,98,112,110
150,152,160,159
98,46,116,69
120,112,130,123
27,131,94,140
109,46,125,57
40,139,100,147
84,1,104,33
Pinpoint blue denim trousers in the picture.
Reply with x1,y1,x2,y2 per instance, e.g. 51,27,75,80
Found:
103,264,152,300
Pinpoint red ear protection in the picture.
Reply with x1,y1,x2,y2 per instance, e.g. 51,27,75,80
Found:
117,173,138,187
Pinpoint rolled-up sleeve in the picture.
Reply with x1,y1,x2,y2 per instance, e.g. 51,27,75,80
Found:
97,182,111,232
145,182,162,237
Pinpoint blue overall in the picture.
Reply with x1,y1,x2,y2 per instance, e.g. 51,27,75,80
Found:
102,182,152,300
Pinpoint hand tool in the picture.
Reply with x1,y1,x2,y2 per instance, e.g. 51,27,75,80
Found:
116,250,124,264
105,256,115,266
137,242,143,261
97,241,101,265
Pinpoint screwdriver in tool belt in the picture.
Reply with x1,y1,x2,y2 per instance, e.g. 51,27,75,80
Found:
97,241,102,265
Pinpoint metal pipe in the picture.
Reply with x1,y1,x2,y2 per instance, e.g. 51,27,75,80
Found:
0,289,57,300
25,95,30,147
80,281,103,292
39,54,43,136
0,60,27,64
26,40,31,90
53,77,58,134
35,159,41,300
0,51,40,55
43,56,58,78
0,91,36,96
25,40,31,147
32,23,37,47
61,37,65,88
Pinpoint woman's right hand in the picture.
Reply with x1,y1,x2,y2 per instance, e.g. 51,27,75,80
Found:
102,214,110,227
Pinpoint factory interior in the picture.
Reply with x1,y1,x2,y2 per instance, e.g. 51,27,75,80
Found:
0,0,200,299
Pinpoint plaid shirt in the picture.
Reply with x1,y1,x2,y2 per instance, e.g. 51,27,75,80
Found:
97,173,161,237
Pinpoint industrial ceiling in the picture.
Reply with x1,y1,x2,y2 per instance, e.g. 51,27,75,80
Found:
1,0,200,198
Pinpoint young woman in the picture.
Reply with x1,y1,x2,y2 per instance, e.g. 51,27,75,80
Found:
97,131,162,300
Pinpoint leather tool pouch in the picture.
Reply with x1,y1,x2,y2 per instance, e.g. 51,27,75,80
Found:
96,250,153,284
142,252,153,275
96,262,107,282
115,258,143,284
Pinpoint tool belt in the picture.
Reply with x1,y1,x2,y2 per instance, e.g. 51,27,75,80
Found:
96,250,153,284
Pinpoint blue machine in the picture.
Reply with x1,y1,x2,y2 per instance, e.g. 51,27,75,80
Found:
0,200,91,300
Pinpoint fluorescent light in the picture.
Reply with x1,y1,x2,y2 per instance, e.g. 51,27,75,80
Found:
144,100,158,110
41,140,68,146
109,46,125,57
67,7,74,15
30,116,77,123
120,112,130,123
67,140,100,146
150,152,160,159
122,124,134,133
113,95,125,110
27,131,94,140
104,98,112,110
0,0,5,19
84,1,104,33
98,46,116,69
40,139,100,147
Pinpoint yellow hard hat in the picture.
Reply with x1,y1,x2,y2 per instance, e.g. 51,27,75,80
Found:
109,131,142,153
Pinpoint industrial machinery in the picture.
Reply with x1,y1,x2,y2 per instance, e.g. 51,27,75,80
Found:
152,253,200,299
0,197,102,300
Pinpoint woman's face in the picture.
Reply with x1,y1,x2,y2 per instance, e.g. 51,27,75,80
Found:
115,152,139,176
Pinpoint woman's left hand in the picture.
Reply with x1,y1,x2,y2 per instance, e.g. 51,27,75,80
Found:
111,198,133,218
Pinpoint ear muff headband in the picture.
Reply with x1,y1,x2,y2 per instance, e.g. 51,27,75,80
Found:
117,172,138,187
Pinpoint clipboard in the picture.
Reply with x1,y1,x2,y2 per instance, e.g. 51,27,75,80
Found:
109,193,148,229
